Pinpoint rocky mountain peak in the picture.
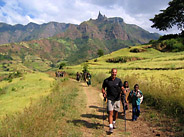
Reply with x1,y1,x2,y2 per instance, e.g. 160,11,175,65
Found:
97,11,107,21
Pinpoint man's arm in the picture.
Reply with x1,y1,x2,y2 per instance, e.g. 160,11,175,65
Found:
121,86,126,95
102,88,106,98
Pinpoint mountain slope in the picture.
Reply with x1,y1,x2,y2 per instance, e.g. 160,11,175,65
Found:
57,12,159,44
0,22,71,45
0,12,160,68
55,12,160,62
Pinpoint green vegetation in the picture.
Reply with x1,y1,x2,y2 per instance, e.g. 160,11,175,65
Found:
0,72,54,120
151,36,184,52
58,62,66,69
106,56,145,63
81,63,89,73
0,78,86,137
65,45,184,124
97,49,104,57
150,0,184,32
0,54,12,61
3,71,22,82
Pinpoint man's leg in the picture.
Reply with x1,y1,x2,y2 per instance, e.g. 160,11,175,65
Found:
109,111,113,124
107,100,114,132
112,100,120,128
113,110,118,121
112,110,118,128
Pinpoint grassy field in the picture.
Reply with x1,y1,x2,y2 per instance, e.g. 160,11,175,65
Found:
0,77,87,137
65,45,184,123
0,72,55,120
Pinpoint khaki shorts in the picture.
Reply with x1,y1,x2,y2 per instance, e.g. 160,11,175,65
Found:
107,100,120,112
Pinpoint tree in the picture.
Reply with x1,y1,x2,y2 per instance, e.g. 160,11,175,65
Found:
81,63,89,73
150,0,184,33
58,62,66,69
97,49,104,57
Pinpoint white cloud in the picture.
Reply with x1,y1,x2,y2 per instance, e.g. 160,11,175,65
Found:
0,0,180,34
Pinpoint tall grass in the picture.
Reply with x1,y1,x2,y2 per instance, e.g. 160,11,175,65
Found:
123,74,183,121
0,78,85,137
91,72,108,89
0,72,54,119
91,72,184,124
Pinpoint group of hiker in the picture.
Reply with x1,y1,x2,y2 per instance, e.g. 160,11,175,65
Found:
102,68,143,133
76,72,91,86
55,70,66,77
75,68,143,133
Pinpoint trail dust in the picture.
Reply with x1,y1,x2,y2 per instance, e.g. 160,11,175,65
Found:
72,79,166,137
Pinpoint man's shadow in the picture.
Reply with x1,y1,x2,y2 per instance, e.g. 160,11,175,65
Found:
67,119,107,129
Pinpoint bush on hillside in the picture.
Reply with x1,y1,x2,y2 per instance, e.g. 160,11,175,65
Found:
0,54,12,61
3,71,23,82
130,48,146,53
106,56,144,63
0,88,6,95
94,59,98,62
152,37,184,52
81,63,89,73
162,38,184,52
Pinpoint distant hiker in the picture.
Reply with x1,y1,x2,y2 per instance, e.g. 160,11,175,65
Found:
55,71,60,77
121,81,130,113
60,71,63,77
102,68,125,133
130,84,143,121
55,71,58,77
82,72,87,81
80,72,83,81
86,73,91,86
76,72,80,81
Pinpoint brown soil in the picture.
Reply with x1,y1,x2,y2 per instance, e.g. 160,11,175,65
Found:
72,80,170,137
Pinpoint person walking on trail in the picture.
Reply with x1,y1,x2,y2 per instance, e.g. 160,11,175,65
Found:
121,81,130,113
130,84,143,121
76,72,80,81
86,73,91,86
102,68,125,133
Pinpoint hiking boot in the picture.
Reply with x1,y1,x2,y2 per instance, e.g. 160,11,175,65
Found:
113,123,117,129
109,127,113,133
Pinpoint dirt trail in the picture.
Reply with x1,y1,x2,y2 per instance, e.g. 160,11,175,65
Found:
74,80,164,137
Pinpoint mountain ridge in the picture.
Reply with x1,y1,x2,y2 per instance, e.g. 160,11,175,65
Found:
0,13,160,67
0,22,71,44
0,12,159,45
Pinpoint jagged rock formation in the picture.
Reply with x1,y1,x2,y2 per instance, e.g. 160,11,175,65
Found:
0,13,160,65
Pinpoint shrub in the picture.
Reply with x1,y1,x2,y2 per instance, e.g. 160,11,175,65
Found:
0,88,6,95
106,56,144,63
81,63,89,73
3,71,23,82
153,37,184,52
94,59,98,62
130,48,146,53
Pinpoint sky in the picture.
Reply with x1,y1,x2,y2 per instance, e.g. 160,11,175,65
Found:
0,0,180,35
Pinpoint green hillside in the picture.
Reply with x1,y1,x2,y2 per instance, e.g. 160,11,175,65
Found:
0,13,160,68
65,44,184,122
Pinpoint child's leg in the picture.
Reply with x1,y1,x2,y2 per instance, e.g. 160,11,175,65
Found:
132,105,136,121
136,105,140,118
